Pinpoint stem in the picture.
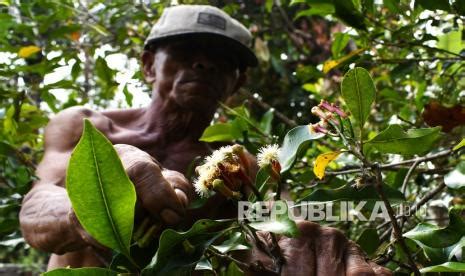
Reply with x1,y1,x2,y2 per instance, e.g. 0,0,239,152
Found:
241,90,297,128
238,167,263,201
275,178,282,200
326,149,452,176
206,247,250,269
372,163,420,276
378,178,447,233
401,159,421,195
241,220,284,274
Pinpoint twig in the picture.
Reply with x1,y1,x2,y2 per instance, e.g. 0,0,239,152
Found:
378,178,447,232
206,247,251,269
373,57,464,63
372,163,420,276
241,217,285,274
401,159,421,194
240,90,297,127
326,149,452,176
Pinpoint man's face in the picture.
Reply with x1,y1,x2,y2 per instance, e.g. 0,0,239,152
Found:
143,37,245,110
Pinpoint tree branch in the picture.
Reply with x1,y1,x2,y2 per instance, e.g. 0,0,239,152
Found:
326,149,452,176
372,163,420,276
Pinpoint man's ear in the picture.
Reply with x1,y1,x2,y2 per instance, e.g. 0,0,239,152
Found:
141,51,156,83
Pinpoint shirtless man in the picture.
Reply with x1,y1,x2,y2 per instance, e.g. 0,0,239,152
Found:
19,5,390,275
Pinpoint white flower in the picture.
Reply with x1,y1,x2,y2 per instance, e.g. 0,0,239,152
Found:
257,144,280,168
194,174,211,198
194,145,245,198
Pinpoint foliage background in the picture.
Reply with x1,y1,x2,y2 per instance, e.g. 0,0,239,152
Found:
0,0,464,274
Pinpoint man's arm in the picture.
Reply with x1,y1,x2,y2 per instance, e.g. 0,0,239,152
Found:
19,107,94,254
19,107,193,255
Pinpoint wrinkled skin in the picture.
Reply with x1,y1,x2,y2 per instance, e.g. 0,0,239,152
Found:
19,37,391,275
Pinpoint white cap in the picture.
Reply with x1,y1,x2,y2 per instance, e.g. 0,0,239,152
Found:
144,5,258,68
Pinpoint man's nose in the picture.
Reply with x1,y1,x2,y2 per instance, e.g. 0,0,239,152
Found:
192,54,218,73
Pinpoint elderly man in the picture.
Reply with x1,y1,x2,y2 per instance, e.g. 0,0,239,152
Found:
19,5,390,275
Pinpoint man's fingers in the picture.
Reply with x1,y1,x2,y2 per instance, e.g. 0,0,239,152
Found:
161,169,194,209
345,241,375,276
369,261,392,276
315,227,347,275
114,144,185,225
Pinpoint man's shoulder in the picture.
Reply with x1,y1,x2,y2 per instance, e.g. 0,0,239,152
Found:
44,106,106,150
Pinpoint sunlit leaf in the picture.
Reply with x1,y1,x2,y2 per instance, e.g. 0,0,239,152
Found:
437,30,463,54
444,161,465,189
43,268,117,276
18,45,41,58
331,32,351,58
254,37,270,62
199,122,241,142
278,125,325,173
211,232,250,253
313,151,341,180
453,138,465,151
404,207,465,248
67,119,136,257
420,262,465,273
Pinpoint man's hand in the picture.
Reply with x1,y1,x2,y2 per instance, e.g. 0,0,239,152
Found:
114,144,194,225
242,221,391,276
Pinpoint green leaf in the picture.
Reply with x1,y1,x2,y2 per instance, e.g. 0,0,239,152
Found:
404,207,465,248
448,236,465,260
444,161,465,189
259,109,274,134
366,125,441,155
301,183,404,202
95,57,116,83
66,119,136,256
142,219,234,275
225,261,244,276
194,258,213,271
356,228,380,255
249,201,300,237
253,167,271,201
294,1,335,18
200,123,238,142
383,0,399,13
42,268,117,276
333,0,367,30
331,33,351,58
278,125,325,173
89,23,110,36
341,67,376,129
452,0,465,15
416,0,451,12
211,232,250,253
453,138,465,151
0,141,15,156
122,85,133,107
420,262,465,273
0,0,11,6
437,30,463,54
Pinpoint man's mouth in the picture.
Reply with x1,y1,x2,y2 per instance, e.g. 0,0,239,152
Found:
178,77,218,93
